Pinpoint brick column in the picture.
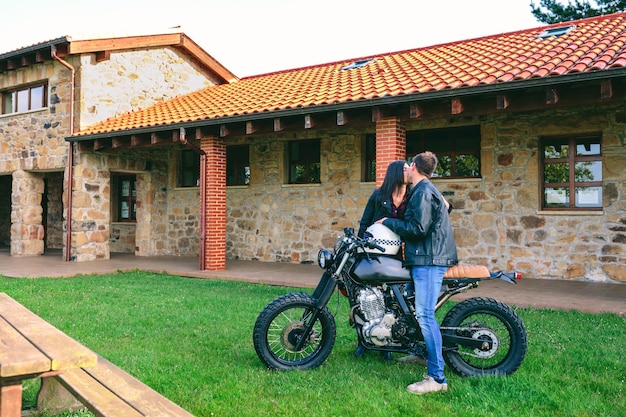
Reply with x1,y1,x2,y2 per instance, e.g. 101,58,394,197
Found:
200,135,227,270
375,117,406,187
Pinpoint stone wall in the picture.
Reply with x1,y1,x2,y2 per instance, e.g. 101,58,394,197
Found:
222,109,625,283
226,130,373,263
10,171,44,256
109,223,136,253
77,47,219,129
44,172,64,249
409,109,625,283
0,60,71,174
70,147,202,260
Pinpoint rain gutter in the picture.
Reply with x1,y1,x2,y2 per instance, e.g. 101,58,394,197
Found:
51,44,75,262
178,128,207,270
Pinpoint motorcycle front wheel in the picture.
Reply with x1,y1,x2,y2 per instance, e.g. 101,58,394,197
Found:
253,292,336,370
441,297,527,377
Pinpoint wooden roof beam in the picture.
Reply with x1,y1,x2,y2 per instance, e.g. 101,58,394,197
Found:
601,80,612,99
273,118,283,132
131,135,149,147
246,121,257,135
113,137,127,148
497,94,510,110
336,111,347,126
94,138,111,151
410,104,424,118
451,98,463,115
304,115,314,129
546,87,558,105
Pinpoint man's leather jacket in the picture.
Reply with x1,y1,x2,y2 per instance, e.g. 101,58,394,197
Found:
382,178,458,268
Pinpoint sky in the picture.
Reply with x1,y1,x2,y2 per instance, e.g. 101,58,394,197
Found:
0,0,543,78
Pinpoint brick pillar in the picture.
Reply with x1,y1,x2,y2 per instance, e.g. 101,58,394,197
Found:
375,117,406,187
200,135,226,270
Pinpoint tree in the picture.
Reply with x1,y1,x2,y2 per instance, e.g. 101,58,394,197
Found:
530,0,626,23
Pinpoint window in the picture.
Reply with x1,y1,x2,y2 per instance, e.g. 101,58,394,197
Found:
407,126,481,178
341,59,376,71
288,140,320,184
541,135,602,210
112,175,137,222
538,25,575,39
227,145,250,186
179,149,200,187
1,83,47,115
363,134,376,182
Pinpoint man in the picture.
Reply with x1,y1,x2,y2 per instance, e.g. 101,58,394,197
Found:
376,151,458,394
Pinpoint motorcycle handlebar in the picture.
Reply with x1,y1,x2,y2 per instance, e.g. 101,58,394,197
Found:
366,240,386,253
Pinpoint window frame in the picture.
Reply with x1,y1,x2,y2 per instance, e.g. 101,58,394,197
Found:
406,126,481,178
287,139,321,184
179,149,200,187
112,174,137,222
227,144,250,186
1,82,48,115
540,134,602,211
363,134,376,182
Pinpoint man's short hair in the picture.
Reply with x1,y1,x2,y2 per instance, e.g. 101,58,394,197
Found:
412,151,438,178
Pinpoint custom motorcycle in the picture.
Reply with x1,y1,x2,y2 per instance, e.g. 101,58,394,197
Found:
253,226,527,377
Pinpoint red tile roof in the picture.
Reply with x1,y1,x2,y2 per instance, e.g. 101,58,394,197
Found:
74,12,626,138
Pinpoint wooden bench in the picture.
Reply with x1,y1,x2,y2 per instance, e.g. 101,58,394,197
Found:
38,355,196,417
0,293,97,417
0,293,195,417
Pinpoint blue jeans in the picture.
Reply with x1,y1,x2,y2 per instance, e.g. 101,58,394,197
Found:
412,265,447,383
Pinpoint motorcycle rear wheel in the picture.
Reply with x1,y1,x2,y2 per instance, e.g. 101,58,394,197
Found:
441,296,527,377
253,292,336,370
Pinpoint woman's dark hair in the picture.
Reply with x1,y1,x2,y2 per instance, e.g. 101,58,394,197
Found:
377,160,407,204
412,151,438,178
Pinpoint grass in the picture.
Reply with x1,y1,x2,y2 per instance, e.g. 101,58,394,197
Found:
1,271,624,417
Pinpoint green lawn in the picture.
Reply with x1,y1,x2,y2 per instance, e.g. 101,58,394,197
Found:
1,271,624,417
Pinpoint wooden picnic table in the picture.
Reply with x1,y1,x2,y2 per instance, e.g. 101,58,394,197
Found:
0,292,97,417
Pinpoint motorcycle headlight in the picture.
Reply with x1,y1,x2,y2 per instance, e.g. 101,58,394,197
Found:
317,249,333,270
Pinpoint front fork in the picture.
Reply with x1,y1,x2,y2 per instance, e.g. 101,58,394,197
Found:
294,271,337,351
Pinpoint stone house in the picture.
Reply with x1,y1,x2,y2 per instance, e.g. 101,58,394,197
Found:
0,33,236,260
3,14,626,283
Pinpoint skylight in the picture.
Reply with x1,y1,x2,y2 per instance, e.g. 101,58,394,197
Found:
340,58,376,71
537,25,576,39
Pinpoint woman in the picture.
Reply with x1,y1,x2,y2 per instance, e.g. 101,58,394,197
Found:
354,160,409,359
358,160,410,249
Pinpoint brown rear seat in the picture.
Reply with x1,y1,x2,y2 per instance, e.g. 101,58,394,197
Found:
443,264,490,279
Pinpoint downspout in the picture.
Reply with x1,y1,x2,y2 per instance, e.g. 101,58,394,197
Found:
179,128,207,270
51,45,75,262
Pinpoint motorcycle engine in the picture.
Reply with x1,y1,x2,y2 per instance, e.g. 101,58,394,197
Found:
358,287,397,347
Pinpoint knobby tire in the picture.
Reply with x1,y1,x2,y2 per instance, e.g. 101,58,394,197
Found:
253,292,336,370
441,296,527,377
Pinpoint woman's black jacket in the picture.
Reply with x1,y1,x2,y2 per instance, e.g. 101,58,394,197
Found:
358,189,397,237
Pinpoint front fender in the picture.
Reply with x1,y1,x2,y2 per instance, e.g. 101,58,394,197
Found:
311,271,338,308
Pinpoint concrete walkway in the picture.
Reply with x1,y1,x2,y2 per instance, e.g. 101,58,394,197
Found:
0,248,624,315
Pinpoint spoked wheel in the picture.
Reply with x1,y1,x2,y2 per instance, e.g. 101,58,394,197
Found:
253,292,336,370
441,297,527,377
